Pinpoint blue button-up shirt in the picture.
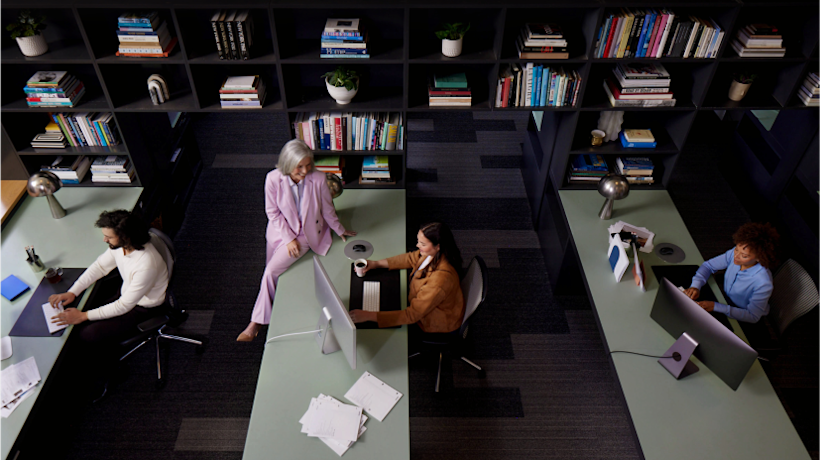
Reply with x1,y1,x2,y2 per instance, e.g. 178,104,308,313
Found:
689,247,773,323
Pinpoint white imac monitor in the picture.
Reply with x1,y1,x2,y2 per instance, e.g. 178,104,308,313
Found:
313,256,357,369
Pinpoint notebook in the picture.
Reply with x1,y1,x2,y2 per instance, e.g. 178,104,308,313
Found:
1,275,30,301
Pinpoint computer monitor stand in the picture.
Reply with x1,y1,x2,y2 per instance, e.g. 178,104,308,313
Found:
660,332,700,379
315,307,341,355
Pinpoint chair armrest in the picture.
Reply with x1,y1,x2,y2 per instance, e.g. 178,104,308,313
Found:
138,316,169,332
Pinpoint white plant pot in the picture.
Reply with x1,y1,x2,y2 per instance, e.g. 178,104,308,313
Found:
441,37,463,57
16,34,49,57
326,77,358,105
728,80,752,102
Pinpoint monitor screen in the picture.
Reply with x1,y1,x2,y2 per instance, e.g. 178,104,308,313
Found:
650,277,758,390
313,256,357,369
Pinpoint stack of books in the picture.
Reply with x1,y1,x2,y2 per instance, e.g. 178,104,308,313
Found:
116,12,177,58
495,63,581,108
210,10,254,60
517,23,569,59
220,76,266,109
605,63,675,107
31,133,68,149
568,154,609,184
798,72,819,107
25,71,85,108
314,156,343,180
594,10,725,59
321,19,368,59
292,112,403,151
619,129,657,148
40,155,91,184
91,156,135,184
731,24,785,58
360,155,392,184
615,156,655,185
49,113,121,147
430,73,470,107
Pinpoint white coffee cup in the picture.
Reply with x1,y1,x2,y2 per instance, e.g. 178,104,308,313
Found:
354,259,367,278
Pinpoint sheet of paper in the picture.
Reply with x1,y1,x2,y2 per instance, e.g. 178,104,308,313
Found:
300,394,369,456
607,221,656,253
1,357,41,407
344,371,403,422
0,386,34,418
303,398,362,443
42,302,66,334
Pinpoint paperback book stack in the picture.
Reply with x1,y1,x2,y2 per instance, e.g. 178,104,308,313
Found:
25,71,85,108
731,24,785,58
568,154,609,184
517,23,569,59
360,155,392,185
49,113,121,147
220,76,266,109
292,112,403,151
430,73,470,107
615,156,655,185
91,156,135,184
40,155,91,184
210,10,254,60
116,12,177,58
594,10,725,59
619,129,657,148
495,63,581,107
321,19,368,59
798,72,819,107
30,122,67,149
605,63,675,107
315,156,343,180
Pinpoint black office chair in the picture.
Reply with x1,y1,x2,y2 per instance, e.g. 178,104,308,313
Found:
118,228,207,389
409,255,488,392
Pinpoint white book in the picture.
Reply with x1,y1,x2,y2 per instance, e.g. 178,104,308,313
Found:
223,75,257,89
683,17,700,58
324,18,360,33
524,63,534,107
610,15,626,58
658,12,677,57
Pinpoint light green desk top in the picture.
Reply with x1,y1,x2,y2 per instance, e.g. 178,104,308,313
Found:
1,187,143,460
558,190,809,460
243,189,409,460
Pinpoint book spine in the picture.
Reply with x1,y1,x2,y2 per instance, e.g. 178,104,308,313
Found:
616,11,633,58
635,13,650,58
93,120,108,147
237,19,249,60
211,20,224,59
321,31,362,37
320,48,369,55
626,13,644,58
67,117,86,146
226,21,239,60
539,68,550,107
54,114,76,147
218,20,231,59
386,124,398,151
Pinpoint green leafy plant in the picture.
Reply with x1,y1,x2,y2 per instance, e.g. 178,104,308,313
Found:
434,22,470,40
6,10,47,39
321,66,359,91
733,72,757,84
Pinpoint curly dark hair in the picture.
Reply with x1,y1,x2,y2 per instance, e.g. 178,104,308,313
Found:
95,210,150,251
732,222,779,269
418,222,463,279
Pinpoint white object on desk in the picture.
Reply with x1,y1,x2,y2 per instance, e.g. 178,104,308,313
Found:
300,394,368,457
0,337,11,360
608,221,656,253
1,356,41,417
42,302,66,334
344,371,403,422
607,234,629,282
302,397,362,443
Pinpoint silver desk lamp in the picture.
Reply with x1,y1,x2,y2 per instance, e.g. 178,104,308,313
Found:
27,171,66,219
325,173,344,199
598,174,629,220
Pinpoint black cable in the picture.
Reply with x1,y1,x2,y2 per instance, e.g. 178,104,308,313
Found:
610,350,678,359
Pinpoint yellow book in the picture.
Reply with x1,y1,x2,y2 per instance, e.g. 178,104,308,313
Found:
45,122,61,133
616,8,634,58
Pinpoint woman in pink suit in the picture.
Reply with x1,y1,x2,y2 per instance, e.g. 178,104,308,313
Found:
238,139,356,341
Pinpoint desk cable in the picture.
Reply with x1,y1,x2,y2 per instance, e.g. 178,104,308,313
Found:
265,329,322,346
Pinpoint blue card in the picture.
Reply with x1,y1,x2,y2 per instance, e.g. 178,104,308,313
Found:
1,275,30,301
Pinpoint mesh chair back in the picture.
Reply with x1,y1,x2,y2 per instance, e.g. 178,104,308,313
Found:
459,256,488,339
769,259,819,335
149,228,175,278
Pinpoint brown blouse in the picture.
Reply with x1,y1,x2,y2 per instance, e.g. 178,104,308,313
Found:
376,250,465,333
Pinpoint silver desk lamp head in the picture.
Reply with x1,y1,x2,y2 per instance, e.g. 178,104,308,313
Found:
27,171,66,219
325,173,344,199
598,174,630,220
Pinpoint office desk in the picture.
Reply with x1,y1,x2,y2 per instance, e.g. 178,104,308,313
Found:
243,189,409,460
557,190,809,460
1,187,143,460
1,180,28,224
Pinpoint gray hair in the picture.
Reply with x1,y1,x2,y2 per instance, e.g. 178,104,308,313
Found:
276,139,314,174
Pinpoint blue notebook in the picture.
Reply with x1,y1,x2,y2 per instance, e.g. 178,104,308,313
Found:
1,275,30,300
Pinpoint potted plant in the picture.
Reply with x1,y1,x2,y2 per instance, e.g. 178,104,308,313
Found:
6,10,48,57
435,22,470,58
729,72,756,102
321,66,359,105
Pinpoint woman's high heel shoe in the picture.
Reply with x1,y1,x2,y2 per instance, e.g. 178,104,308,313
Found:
236,330,259,342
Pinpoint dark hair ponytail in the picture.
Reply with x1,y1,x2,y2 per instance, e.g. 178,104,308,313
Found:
420,222,463,278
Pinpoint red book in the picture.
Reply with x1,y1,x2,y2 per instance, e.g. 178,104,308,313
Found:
603,16,620,57
334,117,342,150
27,82,85,102
500,77,510,108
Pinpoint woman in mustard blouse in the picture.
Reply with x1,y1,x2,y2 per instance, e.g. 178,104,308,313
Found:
349,222,464,333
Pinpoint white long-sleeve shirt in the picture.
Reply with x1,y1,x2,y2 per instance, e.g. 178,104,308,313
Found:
68,241,169,321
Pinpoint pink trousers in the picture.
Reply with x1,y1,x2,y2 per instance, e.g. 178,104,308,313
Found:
251,232,311,325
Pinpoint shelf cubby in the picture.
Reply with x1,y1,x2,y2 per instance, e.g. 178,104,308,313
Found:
725,5,819,60
176,8,276,63
282,63,403,111
1,8,91,63
190,64,282,111
0,63,109,111
408,63,494,110
581,62,705,110
501,8,598,61
76,8,183,62
702,61,794,109
408,8,502,62
569,110,694,154
493,62,589,110
317,153,404,189
98,63,196,111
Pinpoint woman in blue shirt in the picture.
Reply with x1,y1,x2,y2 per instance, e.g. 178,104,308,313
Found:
684,222,779,323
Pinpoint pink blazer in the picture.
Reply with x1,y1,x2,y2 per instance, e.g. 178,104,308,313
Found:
265,169,346,262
